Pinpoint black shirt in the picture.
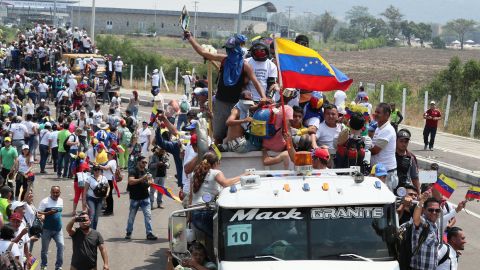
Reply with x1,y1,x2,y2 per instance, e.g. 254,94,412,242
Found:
71,229,104,269
128,167,150,200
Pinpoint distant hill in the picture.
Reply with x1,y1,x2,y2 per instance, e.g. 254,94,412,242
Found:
271,0,480,23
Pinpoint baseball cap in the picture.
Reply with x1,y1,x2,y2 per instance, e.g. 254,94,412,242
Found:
397,129,411,140
10,201,26,210
185,121,197,131
430,100,436,105
4,137,11,142
190,134,198,145
40,98,46,102
372,163,388,177
108,149,116,156
9,212,22,221
223,36,237,49
45,122,52,128
368,121,378,132
22,145,29,150
78,152,86,159
312,148,330,161
193,87,208,96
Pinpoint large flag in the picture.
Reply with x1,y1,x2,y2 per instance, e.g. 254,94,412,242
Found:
275,38,353,91
466,186,480,200
433,174,457,199
150,183,182,202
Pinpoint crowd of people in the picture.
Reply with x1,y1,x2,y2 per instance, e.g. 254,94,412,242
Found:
0,21,468,270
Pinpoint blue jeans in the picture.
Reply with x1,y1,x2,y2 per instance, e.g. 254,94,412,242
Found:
177,114,188,130
126,198,153,235
39,144,49,172
66,149,79,177
192,210,214,238
41,229,64,268
87,196,103,230
131,106,138,119
149,177,166,205
57,151,68,177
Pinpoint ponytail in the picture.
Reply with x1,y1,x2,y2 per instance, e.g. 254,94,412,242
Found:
192,152,219,193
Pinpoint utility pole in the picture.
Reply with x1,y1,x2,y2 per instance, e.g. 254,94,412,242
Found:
53,0,57,27
91,0,96,44
237,0,242,34
193,1,199,38
286,6,293,39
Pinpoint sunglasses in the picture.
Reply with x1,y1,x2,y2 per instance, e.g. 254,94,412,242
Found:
427,208,441,214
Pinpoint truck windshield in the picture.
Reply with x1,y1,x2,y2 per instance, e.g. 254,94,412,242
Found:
219,205,396,261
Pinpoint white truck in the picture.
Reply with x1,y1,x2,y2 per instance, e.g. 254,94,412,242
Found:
169,153,400,270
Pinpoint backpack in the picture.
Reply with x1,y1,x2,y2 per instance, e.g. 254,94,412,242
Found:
128,116,137,131
0,242,23,270
249,105,279,139
438,244,451,266
63,134,76,152
180,100,189,113
397,222,431,270
27,215,43,237
121,128,133,146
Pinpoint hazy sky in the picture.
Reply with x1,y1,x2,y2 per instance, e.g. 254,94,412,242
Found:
271,0,480,23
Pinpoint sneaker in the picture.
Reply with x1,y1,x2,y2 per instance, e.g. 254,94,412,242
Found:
430,147,434,151
158,203,164,209
125,232,131,239
41,267,47,270
146,233,158,240
424,145,427,151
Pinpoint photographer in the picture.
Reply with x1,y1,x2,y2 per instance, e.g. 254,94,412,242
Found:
125,156,158,241
67,212,109,270
83,165,109,229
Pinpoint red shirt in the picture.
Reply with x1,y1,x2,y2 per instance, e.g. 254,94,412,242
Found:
425,109,441,128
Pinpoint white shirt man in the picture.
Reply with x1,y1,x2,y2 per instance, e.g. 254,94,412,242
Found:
67,76,77,92
245,57,277,101
38,81,48,94
313,120,343,154
92,110,104,126
152,72,160,88
371,121,397,190
10,122,28,140
437,243,458,270
114,59,124,72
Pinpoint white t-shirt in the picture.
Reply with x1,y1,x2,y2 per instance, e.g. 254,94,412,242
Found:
24,203,37,227
138,127,151,144
103,159,117,181
182,144,197,194
22,120,35,136
39,129,51,146
18,154,33,173
334,90,347,109
191,169,222,205
48,130,59,148
0,240,21,259
92,111,104,125
38,82,48,93
86,174,109,198
14,224,30,264
152,74,160,87
314,121,343,153
75,118,89,137
67,134,79,150
437,244,458,270
245,57,277,101
114,60,124,72
371,122,397,171
182,75,192,89
25,103,35,115
10,123,28,140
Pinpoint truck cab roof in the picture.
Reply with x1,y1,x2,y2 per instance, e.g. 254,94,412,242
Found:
217,172,396,209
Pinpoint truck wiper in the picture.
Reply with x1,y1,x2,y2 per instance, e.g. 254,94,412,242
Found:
238,254,284,261
318,253,373,262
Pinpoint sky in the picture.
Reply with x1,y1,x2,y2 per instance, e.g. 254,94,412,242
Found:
270,0,480,24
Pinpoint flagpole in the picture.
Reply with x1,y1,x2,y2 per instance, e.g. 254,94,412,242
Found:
273,37,291,150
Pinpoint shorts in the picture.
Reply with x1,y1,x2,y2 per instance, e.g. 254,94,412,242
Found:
226,136,260,153
213,99,235,142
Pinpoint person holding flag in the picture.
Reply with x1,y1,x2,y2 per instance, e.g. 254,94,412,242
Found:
184,30,267,145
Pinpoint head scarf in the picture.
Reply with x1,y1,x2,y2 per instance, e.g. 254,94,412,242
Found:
223,34,247,87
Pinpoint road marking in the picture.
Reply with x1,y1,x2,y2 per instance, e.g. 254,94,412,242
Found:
450,203,480,220
401,124,480,143
409,141,480,160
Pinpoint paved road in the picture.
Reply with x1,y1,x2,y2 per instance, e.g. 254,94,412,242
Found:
29,92,478,269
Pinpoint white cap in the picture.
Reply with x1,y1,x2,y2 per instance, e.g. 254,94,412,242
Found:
10,201,26,210
62,92,68,98
430,100,436,104
45,122,52,127
40,98,46,102
153,69,159,73
22,144,29,150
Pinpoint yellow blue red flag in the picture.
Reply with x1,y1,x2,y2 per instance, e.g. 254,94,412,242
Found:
466,186,480,200
150,183,182,202
275,38,353,91
433,174,457,199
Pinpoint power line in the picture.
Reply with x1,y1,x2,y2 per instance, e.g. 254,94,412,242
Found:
286,6,293,39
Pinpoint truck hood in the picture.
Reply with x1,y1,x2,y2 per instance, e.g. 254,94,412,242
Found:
219,260,399,270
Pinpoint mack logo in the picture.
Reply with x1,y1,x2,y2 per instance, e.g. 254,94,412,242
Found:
230,208,303,222
311,207,384,219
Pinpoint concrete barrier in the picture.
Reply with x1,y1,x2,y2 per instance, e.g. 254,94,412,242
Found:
416,157,480,186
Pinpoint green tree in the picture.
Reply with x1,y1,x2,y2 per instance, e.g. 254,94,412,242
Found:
444,19,477,50
335,27,362,43
400,21,416,46
369,18,388,38
413,23,432,47
381,5,403,42
346,6,375,38
431,36,446,49
314,11,338,42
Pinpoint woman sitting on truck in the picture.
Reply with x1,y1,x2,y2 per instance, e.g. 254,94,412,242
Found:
190,152,245,238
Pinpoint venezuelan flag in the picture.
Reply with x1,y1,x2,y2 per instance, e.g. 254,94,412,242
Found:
433,174,457,198
466,186,480,200
275,38,353,91
150,183,182,202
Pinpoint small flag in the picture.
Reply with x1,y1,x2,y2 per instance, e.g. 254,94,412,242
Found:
433,174,457,199
179,5,190,31
150,183,182,202
466,186,480,200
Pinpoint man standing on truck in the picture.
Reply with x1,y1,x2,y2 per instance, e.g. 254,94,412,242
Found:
114,56,124,86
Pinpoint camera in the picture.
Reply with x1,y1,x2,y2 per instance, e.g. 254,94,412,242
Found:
75,216,87,222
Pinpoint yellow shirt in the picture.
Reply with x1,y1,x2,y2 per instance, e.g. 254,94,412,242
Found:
96,150,108,164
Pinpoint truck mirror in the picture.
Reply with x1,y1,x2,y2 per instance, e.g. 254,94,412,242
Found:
169,213,191,260
396,187,406,197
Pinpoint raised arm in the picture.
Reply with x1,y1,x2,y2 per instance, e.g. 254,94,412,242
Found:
184,31,226,62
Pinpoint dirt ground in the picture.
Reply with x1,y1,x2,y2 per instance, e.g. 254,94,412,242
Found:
151,45,480,90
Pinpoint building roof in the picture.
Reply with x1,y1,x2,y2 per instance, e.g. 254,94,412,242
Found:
217,175,396,209
75,0,276,14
